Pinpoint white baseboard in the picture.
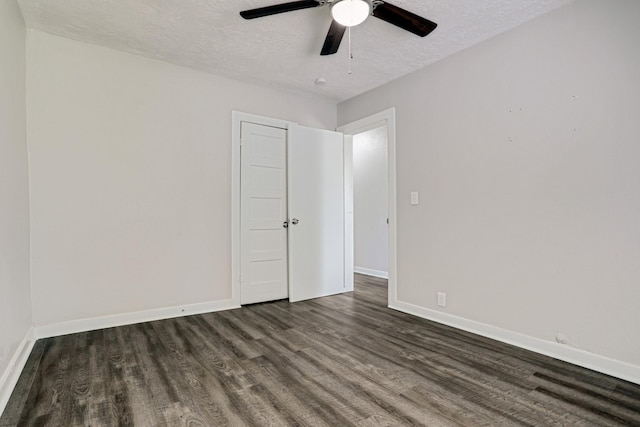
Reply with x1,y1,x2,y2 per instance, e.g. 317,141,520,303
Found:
0,327,35,416
390,299,640,385
35,299,239,339
354,266,389,279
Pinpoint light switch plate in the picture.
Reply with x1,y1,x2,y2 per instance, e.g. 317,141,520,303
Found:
410,192,419,205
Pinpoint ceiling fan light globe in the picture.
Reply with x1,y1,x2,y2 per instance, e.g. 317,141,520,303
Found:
331,0,370,27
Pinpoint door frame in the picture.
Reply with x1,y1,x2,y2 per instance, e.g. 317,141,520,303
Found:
337,108,397,307
232,111,294,307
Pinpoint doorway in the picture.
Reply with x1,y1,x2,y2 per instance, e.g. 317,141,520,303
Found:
352,125,389,279
338,108,397,305
232,112,352,306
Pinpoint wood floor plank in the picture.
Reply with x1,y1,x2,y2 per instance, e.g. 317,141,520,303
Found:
239,356,343,427
2,274,640,426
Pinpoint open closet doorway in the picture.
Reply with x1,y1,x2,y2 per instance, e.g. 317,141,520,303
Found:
338,108,397,306
231,111,352,307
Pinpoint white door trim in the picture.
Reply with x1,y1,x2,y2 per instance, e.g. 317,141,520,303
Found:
232,111,295,307
337,108,397,307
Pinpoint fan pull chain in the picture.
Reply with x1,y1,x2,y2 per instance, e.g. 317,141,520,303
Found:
348,25,352,75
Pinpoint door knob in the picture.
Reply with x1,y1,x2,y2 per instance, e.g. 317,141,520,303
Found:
283,221,289,228
291,218,299,225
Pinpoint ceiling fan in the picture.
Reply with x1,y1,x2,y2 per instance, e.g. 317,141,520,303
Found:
240,0,437,56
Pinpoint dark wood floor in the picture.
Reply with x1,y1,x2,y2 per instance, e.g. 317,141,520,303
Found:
2,275,640,426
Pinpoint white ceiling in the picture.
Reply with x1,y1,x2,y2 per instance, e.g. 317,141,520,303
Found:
18,0,574,102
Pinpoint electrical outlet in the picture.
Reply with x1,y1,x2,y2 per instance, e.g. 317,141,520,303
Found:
437,292,446,307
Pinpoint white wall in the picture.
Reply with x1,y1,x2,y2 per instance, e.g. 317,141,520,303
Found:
26,31,337,327
353,126,388,276
0,0,33,403
339,0,640,372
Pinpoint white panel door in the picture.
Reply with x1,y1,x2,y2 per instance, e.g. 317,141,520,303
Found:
288,125,347,302
240,122,288,304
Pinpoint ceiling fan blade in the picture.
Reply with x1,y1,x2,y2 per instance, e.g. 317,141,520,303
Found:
372,1,437,37
240,0,321,20
320,20,347,56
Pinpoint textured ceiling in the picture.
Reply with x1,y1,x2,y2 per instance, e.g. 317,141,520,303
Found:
18,0,574,102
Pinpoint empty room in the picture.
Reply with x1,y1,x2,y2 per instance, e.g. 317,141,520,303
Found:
1,0,639,425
